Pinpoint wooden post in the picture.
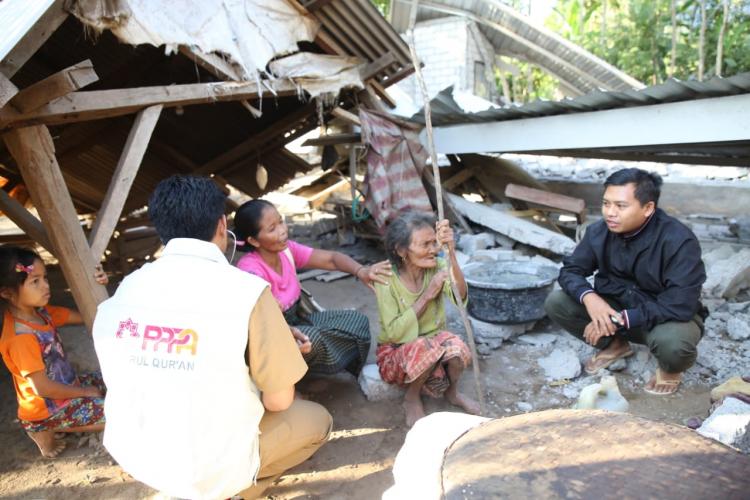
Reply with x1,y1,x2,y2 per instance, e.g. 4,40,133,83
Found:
89,105,162,260
3,126,108,330
0,189,54,253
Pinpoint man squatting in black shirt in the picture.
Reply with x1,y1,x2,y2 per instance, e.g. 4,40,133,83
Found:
545,168,707,395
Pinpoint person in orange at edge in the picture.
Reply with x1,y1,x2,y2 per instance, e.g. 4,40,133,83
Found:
93,175,331,500
0,246,109,458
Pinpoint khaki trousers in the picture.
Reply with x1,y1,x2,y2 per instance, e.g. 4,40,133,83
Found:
237,399,332,499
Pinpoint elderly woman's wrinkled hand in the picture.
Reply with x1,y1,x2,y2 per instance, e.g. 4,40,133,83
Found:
357,259,392,291
435,219,455,250
424,269,449,301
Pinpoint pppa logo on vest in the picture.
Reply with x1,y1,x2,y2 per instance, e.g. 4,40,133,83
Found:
116,318,198,372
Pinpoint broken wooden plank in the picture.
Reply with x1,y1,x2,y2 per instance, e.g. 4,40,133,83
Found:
331,107,361,126
0,80,300,129
89,105,163,260
368,80,397,109
448,193,576,255
0,0,68,78
442,167,477,191
302,133,362,147
3,125,109,330
505,183,586,220
9,60,99,113
179,46,263,118
0,188,54,253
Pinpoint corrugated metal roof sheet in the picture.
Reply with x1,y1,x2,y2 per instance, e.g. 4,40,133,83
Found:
390,0,641,93
415,72,750,126
0,0,54,62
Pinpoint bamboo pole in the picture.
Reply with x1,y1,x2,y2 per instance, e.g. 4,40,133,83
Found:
406,0,486,416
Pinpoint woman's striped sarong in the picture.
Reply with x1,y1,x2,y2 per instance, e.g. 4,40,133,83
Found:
284,301,371,375
376,331,471,398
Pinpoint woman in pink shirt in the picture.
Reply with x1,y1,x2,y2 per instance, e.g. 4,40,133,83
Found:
234,200,390,375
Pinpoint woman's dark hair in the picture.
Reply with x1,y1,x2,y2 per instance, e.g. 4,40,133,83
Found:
604,168,663,207
233,199,275,251
149,175,227,244
385,211,435,267
0,246,41,301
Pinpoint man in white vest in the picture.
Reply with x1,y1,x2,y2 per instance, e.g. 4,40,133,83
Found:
93,175,331,499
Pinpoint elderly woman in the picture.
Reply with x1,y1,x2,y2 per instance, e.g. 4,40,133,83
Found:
234,199,390,376
375,212,479,427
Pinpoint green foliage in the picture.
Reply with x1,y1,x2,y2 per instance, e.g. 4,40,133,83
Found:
370,0,391,16
546,0,750,85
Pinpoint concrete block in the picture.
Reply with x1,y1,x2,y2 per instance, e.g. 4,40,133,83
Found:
727,314,750,341
516,401,533,412
458,232,495,255
470,317,532,342
516,333,558,347
538,347,581,381
449,193,576,255
703,247,750,299
697,397,750,451
358,364,404,401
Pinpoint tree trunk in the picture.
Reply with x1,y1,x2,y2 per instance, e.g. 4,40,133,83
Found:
600,0,607,53
698,0,706,81
669,0,677,78
716,0,729,77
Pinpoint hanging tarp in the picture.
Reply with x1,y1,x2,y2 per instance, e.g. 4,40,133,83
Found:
359,109,433,231
67,0,319,80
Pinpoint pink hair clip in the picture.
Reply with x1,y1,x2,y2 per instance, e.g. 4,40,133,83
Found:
15,263,34,274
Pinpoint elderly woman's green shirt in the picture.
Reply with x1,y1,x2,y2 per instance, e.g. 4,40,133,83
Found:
375,258,467,345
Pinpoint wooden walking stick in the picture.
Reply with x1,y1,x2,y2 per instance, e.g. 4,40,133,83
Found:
406,0,486,416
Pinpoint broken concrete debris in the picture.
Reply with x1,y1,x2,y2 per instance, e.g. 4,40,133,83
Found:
358,364,404,401
538,347,581,381
702,246,750,299
458,232,495,255
697,397,750,453
447,193,576,255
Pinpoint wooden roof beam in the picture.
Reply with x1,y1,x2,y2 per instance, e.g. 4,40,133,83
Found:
0,188,54,254
8,59,98,113
89,105,163,261
0,53,394,130
0,79,300,130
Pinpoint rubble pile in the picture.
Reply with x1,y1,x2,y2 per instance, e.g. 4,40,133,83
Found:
504,154,750,184
691,245,750,386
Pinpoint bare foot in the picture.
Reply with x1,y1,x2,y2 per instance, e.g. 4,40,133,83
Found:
446,391,481,415
403,396,425,427
28,430,66,458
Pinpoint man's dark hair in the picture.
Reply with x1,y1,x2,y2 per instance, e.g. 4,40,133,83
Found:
149,175,226,244
604,168,663,207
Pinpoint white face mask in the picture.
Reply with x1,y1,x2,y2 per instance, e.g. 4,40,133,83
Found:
225,229,237,264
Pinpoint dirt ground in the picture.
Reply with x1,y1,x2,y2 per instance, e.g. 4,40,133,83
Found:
0,274,713,500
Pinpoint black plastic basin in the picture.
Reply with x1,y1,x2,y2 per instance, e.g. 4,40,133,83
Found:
463,261,559,324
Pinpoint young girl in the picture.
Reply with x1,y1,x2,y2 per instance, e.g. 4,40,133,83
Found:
233,199,391,375
0,246,108,458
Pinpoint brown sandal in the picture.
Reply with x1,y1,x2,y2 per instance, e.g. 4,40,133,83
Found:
644,369,681,396
584,348,634,375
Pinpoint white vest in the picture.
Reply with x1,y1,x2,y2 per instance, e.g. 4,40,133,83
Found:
93,239,268,499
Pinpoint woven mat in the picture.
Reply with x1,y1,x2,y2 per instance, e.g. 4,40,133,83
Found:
442,409,750,499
